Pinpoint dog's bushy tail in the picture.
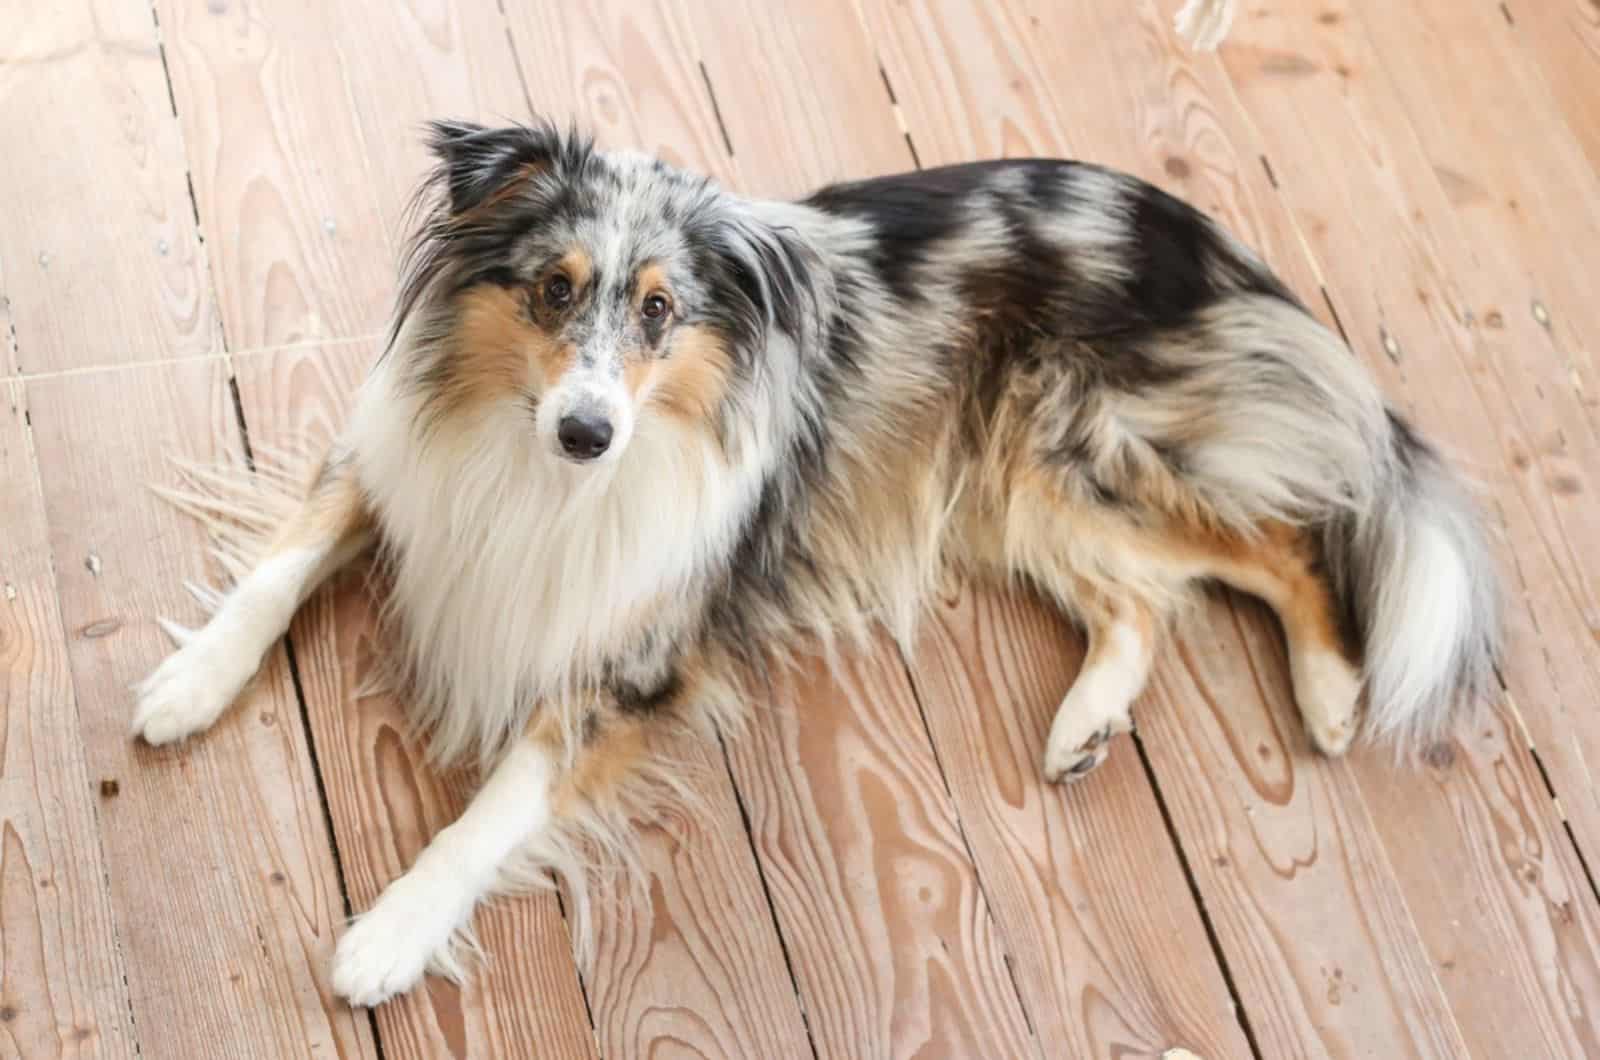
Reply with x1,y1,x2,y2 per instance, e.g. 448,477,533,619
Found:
1323,415,1503,753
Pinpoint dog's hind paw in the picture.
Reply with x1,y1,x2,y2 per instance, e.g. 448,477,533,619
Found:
1043,724,1115,784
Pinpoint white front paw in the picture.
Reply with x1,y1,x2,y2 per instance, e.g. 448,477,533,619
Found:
132,629,259,745
332,869,467,1007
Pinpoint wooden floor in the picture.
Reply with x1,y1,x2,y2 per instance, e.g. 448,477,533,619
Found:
4,0,1600,1056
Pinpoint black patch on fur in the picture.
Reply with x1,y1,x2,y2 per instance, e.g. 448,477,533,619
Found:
1122,183,1221,327
427,121,561,214
613,668,682,716
805,159,1068,302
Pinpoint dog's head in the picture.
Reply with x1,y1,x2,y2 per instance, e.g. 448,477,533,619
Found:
393,120,812,466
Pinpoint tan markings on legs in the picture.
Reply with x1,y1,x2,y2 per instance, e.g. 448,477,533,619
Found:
1201,523,1362,756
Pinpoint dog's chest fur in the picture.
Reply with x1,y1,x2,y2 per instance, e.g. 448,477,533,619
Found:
345,364,764,762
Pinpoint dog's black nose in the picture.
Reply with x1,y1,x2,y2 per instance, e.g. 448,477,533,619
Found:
558,413,613,460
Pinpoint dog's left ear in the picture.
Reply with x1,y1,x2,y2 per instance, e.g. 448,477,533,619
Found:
426,120,559,214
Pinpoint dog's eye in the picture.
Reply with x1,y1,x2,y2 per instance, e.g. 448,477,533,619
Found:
642,293,670,321
545,274,573,307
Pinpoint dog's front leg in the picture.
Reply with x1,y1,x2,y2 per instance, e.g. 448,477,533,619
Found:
329,733,561,1006
133,449,373,744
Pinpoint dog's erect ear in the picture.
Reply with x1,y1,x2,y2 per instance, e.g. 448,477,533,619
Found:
426,120,558,214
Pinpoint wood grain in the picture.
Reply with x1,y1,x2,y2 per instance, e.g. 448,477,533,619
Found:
232,342,600,1060
1511,0,1600,180
907,586,1252,1058
576,735,814,1060
1,382,139,1058
154,0,527,351
867,0,1600,1052
725,643,1038,1060
1329,0,1600,850
25,361,374,1058
0,0,218,373
1210,5,1600,1052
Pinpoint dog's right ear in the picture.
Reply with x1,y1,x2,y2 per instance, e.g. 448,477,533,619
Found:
425,120,559,214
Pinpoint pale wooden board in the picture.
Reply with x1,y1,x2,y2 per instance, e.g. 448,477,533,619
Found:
1333,0,1600,850
230,343,601,1060
908,587,1252,1057
1511,0,1600,179
725,645,1038,1059
1210,5,1600,1052
573,734,814,1060
0,1,218,373
153,0,528,351
1,381,139,1058
864,0,1600,1052
24,361,374,1058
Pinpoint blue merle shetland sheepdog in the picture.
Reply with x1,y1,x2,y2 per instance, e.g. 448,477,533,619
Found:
133,117,1500,1006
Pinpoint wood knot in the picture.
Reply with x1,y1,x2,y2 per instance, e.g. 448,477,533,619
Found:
1422,742,1455,769
99,778,120,798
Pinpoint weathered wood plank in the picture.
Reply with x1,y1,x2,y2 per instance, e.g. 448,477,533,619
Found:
1211,4,1600,1052
0,1,218,373
232,343,601,1060
154,0,526,350
725,644,1038,1059
908,587,1252,1057
26,361,374,1059
1,381,139,1059
1509,0,1600,180
865,0,1600,1053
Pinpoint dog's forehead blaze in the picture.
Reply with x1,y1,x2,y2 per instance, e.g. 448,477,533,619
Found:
454,284,572,392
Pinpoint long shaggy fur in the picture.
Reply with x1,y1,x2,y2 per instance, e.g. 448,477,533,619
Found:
145,118,1501,999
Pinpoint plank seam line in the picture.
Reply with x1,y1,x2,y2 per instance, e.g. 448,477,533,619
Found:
146,0,229,358
872,61,923,169
495,0,540,127
9,375,146,1055
698,62,736,160
715,730,822,1060
894,648,1039,1045
550,886,599,1034
868,50,1032,1040
222,348,383,1055
1129,727,1263,1060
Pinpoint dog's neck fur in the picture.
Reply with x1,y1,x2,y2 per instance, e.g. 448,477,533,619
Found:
344,310,792,764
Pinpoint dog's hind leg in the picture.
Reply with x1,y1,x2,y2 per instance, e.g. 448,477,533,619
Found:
1205,524,1362,756
1041,594,1158,783
133,448,373,744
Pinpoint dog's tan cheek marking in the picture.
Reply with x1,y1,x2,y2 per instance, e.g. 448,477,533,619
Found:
451,286,543,402
649,324,734,425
